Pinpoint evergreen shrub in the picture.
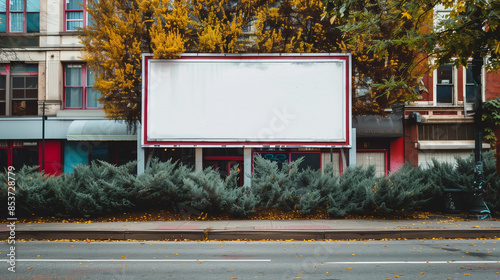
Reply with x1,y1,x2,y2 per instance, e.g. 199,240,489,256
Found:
1,151,499,219
61,161,136,217
133,158,192,210
374,164,441,213
251,154,303,211
326,166,377,217
182,165,256,217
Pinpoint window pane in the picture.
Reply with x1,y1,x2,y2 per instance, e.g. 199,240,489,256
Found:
65,87,83,108
12,64,38,72
87,68,95,86
12,89,24,98
0,0,6,12
87,13,95,27
26,76,37,88
12,77,24,88
26,89,37,99
86,88,101,108
356,152,386,177
67,11,83,20
466,65,474,84
0,75,5,89
291,153,320,171
0,149,7,171
67,0,83,10
0,90,5,101
0,101,5,115
67,20,83,31
437,65,453,84
27,12,40,32
437,85,453,103
0,13,6,32
10,13,24,32
66,11,83,31
12,100,38,116
10,0,24,12
66,65,82,86
90,142,109,162
26,0,39,12
13,148,39,170
466,85,476,103
64,141,88,173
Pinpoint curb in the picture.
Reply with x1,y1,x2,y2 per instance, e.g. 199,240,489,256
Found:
3,229,499,241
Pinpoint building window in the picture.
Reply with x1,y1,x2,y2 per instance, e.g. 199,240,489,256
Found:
0,63,39,116
418,123,475,141
12,75,38,116
0,141,39,171
0,0,40,33
65,0,92,31
356,151,387,177
253,151,321,171
465,64,476,103
64,141,137,173
0,75,5,116
436,65,453,103
64,64,101,109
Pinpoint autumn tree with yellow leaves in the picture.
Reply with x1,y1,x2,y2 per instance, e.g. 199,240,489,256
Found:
81,0,435,125
81,0,264,128
80,0,191,129
253,0,430,115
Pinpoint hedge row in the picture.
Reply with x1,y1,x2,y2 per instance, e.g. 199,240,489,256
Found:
1,151,499,218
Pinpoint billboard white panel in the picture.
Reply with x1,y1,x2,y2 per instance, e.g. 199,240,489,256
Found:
143,54,351,147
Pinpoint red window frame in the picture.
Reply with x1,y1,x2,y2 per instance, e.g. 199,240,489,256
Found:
0,140,39,171
63,64,100,110
1,0,40,33
64,0,87,32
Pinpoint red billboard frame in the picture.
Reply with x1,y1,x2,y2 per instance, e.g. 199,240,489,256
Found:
142,53,352,148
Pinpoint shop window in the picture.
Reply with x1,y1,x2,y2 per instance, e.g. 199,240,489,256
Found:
356,151,386,177
64,141,137,173
12,146,38,170
64,64,101,109
436,65,453,103
254,151,321,171
0,141,39,171
0,0,40,33
0,148,8,171
65,0,92,31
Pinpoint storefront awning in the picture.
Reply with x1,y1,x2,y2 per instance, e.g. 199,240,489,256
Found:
353,113,403,138
66,120,137,141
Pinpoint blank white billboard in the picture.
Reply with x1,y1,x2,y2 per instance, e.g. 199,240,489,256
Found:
142,54,351,147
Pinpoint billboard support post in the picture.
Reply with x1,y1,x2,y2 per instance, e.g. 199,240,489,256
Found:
244,148,252,187
349,128,357,167
137,123,145,175
195,148,203,172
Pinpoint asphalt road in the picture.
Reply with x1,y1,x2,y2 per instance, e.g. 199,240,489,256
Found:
1,239,500,279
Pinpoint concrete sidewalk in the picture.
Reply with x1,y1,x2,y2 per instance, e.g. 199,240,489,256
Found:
2,217,500,241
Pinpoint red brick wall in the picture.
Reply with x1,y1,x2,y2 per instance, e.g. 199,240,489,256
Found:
404,119,419,167
486,71,500,101
457,66,464,102
421,73,433,102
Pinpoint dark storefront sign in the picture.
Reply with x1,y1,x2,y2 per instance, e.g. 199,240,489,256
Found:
353,114,403,138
